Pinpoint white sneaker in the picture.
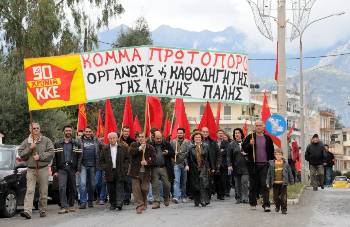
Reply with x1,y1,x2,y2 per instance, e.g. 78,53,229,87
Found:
250,206,257,210
172,198,179,204
182,198,187,203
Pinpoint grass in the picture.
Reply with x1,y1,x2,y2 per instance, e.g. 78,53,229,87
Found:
287,183,305,199
265,183,305,202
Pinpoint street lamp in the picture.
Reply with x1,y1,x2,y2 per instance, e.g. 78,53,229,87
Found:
288,11,345,184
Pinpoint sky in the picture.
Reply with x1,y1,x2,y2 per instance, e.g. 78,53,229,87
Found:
109,0,350,55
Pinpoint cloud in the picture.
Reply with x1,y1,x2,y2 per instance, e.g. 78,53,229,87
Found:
112,0,350,55
212,36,227,44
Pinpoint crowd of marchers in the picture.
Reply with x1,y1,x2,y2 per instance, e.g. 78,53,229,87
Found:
16,120,333,219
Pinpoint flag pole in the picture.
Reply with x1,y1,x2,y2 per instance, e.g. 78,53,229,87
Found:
29,111,39,176
248,93,255,162
170,105,175,134
147,99,152,142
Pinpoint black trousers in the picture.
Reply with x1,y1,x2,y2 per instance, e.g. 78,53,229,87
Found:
273,184,287,211
107,170,125,208
248,164,270,208
58,167,76,208
214,166,227,197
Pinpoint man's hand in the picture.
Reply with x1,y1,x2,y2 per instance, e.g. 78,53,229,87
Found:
53,172,58,177
140,143,146,150
250,138,254,145
33,154,40,161
163,150,168,155
241,151,247,155
323,163,327,166
228,166,233,172
185,165,189,171
141,160,147,166
76,172,80,176
30,143,36,150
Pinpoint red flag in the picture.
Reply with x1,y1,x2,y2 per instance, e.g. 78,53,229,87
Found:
163,112,171,138
122,97,135,139
171,98,191,140
103,99,118,144
96,109,104,138
215,102,221,128
145,96,163,136
243,120,248,137
261,93,281,147
133,115,142,133
274,42,279,81
287,122,295,137
77,104,87,131
292,140,300,162
198,102,217,140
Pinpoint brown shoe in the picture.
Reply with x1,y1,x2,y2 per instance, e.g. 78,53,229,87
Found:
136,206,143,214
69,207,76,212
164,198,170,206
39,211,47,217
58,208,69,214
152,202,160,209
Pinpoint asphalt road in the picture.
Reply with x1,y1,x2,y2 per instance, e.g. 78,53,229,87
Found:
1,187,349,227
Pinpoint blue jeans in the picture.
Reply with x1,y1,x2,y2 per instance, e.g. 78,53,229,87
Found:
324,166,333,186
95,169,107,201
79,166,96,204
173,164,187,199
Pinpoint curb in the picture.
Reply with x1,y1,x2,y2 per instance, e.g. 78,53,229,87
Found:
287,185,306,205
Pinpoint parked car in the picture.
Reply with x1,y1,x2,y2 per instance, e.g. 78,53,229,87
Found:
0,145,39,218
332,176,350,189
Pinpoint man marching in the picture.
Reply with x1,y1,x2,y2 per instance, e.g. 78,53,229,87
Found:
129,132,156,213
18,122,54,219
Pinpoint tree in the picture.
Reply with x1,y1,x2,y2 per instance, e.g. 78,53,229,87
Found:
0,0,124,144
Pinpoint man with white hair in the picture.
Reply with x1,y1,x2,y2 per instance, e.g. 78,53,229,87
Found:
99,132,130,210
242,120,274,212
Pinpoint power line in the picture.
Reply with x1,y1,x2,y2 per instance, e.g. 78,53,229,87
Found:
250,52,350,61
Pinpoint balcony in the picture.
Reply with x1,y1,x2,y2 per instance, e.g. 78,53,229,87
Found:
343,140,350,147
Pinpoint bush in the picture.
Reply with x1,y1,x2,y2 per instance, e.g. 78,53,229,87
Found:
343,171,350,179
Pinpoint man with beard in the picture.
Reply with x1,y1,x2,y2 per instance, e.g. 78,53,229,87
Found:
171,128,190,203
150,131,175,209
100,132,130,211
52,125,82,214
201,127,221,202
79,126,101,209
242,120,274,212
129,132,156,213
120,126,136,205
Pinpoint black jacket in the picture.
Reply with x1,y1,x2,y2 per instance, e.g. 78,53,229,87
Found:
305,142,326,165
150,140,175,183
218,140,230,168
227,141,248,175
242,133,274,164
99,143,130,182
203,137,221,171
52,138,82,173
324,151,335,167
120,136,136,147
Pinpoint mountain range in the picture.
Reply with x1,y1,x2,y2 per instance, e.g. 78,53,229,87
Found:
98,25,350,126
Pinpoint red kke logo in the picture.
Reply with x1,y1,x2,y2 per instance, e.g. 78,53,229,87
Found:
25,64,76,105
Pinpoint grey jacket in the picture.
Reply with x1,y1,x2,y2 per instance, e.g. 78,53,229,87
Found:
18,135,54,168
266,159,294,187
171,139,190,165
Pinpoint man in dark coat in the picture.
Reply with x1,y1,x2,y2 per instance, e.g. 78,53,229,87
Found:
215,129,230,200
120,126,136,205
149,131,175,209
305,134,326,190
323,144,335,187
201,127,221,200
242,120,274,212
99,132,130,210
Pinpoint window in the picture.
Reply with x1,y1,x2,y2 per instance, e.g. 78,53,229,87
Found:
343,134,347,142
224,105,231,120
199,105,205,116
344,162,347,170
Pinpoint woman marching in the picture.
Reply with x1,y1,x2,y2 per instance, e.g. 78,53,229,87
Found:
185,132,210,207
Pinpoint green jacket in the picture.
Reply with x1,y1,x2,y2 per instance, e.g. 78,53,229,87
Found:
171,139,190,165
18,135,54,168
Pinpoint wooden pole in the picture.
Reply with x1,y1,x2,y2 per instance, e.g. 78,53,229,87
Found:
170,106,176,134
29,111,39,176
249,104,256,162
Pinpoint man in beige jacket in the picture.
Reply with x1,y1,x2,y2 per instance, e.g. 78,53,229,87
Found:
18,122,54,219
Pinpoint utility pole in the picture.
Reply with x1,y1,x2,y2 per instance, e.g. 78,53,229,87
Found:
277,0,288,159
